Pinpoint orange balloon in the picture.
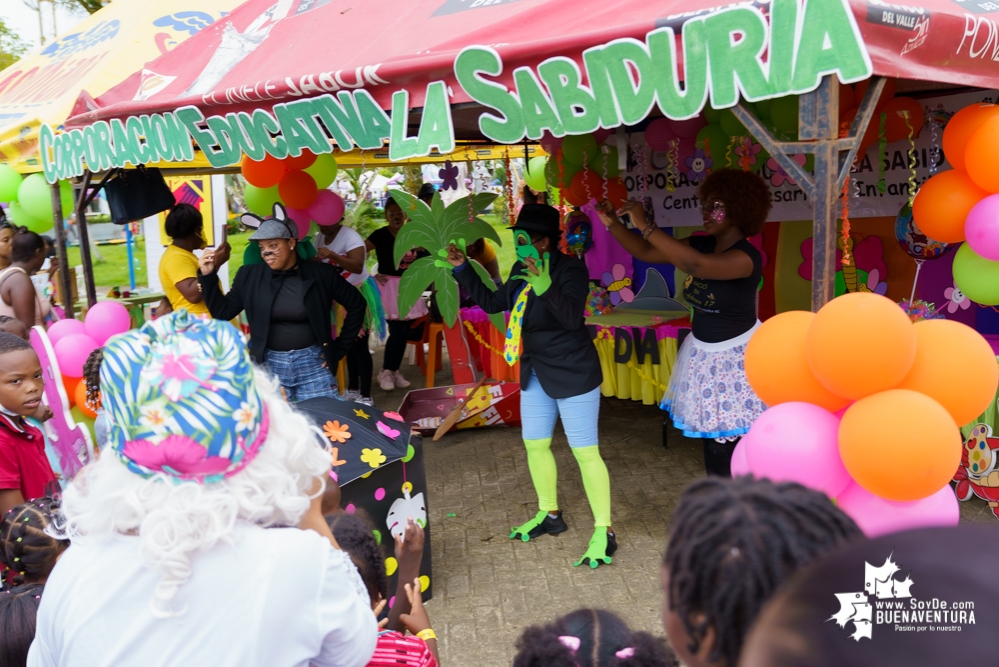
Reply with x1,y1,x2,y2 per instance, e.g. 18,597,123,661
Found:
561,185,588,207
745,311,850,412
839,389,961,501
241,154,286,188
806,292,916,400
63,375,81,407
911,170,986,243
569,169,603,205
284,151,317,171
895,319,999,427
965,115,999,193
278,170,319,209
883,97,924,143
855,77,895,112
942,103,999,172
74,380,96,419
605,178,628,207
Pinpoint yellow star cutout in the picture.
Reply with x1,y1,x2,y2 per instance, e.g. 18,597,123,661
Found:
354,408,370,419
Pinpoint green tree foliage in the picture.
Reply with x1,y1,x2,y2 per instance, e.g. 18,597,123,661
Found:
0,19,28,70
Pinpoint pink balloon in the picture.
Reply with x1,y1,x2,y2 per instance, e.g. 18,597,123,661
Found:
965,193,999,261
84,301,131,346
744,402,852,498
668,116,707,139
730,438,751,476
308,189,346,227
47,318,87,346
593,128,613,144
54,333,99,378
645,118,675,152
836,482,959,538
285,207,311,239
540,131,562,155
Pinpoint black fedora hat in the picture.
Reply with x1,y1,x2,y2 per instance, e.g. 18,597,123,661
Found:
510,204,562,238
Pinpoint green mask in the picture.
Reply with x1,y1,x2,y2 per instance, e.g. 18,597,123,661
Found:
514,229,540,263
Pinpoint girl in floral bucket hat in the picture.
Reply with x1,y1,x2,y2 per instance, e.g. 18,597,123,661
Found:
27,312,377,667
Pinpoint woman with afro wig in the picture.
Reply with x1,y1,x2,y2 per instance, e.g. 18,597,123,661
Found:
597,169,771,476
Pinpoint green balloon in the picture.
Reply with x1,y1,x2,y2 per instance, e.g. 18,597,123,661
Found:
7,201,49,233
754,98,773,121
719,109,748,138
297,238,317,260
545,156,580,189
18,173,71,222
243,242,263,265
696,124,731,166
525,156,548,191
0,165,23,202
953,242,999,305
588,145,621,179
305,154,338,189
703,106,722,124
770,96,799,136
561,134,598,167
244,184,282,217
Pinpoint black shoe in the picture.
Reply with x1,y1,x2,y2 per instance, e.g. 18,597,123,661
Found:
606,531,618,558
527,513,568,539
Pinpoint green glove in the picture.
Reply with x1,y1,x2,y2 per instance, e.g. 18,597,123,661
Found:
435,238,468,270
513,252,552,295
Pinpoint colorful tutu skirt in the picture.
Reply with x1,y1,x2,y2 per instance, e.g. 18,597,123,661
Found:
359,276,387,341
661,322,766,440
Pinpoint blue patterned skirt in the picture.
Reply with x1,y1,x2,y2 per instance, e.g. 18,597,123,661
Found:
661,322,766,440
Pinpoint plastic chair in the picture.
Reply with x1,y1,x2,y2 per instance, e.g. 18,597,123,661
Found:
423,322,446,388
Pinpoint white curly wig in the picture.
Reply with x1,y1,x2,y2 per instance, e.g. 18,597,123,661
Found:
60,369,330,617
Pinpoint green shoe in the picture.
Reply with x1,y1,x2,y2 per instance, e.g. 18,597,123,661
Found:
573,530,617,569
510,510,567,542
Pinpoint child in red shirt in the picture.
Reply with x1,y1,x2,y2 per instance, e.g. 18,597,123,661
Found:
0,332,58,516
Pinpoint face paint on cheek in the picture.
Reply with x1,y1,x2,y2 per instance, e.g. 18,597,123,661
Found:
514,230,540,263
710,208,725,223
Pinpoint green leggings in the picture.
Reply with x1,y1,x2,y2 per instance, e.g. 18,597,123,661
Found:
523,438,611,526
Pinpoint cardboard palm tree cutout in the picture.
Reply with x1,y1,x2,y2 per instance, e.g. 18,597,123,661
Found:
391,190,504,330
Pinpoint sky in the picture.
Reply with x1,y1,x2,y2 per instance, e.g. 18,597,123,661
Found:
2,1,91,52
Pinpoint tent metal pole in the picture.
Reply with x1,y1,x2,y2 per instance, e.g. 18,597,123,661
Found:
50,182,74,320
74,170,98,308
729,74,887,311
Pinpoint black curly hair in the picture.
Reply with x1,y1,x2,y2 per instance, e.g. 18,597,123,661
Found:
326,513,388,603
663,476,862,667
82,347,103,411
164,203,203,240
0,497,69,587
697,169,772,237
0,583,44,667
513,608,676,667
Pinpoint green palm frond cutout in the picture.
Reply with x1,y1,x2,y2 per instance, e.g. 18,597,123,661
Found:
391,190,500,326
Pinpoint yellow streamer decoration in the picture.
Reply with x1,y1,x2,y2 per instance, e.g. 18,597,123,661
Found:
463,320,504,357
904,111,917,206
726,135,736,170
626,361,668,392
666,139,678,192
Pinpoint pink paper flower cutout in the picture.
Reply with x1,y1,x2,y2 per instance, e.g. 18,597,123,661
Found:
944,285,971,313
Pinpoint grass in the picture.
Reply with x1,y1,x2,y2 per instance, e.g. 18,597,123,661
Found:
64,214,517,291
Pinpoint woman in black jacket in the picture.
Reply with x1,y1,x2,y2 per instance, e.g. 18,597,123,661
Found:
445,203,615,569
198,204,365,402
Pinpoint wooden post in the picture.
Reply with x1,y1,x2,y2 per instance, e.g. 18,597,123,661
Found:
75,172,98,308
50,182,75,319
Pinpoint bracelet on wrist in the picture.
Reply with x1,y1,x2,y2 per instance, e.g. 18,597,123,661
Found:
416,629,437,642
641,225,656,240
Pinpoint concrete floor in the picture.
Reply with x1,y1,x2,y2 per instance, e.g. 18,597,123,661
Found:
365,346,997,666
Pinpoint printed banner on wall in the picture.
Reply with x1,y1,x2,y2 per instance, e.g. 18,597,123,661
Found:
624,89,997,227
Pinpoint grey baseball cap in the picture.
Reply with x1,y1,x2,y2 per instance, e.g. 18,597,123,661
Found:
243,204,297,241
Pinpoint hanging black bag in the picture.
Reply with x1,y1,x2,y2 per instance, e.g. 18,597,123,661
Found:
105,166,176,224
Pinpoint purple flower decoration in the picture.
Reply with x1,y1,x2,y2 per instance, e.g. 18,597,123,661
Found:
685,149,711,181
439,160,459,191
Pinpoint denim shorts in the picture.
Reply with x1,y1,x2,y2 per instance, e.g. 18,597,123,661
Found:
264,345,338,402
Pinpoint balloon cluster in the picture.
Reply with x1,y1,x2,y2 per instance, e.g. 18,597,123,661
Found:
912,103,999,305
739,293,998,537
528,131,627,207
241,151,342,239
47,301,132,420
837,79,925,156
0,166,73,234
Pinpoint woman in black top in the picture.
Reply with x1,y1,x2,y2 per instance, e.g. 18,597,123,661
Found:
597,169,769,476
198,204,365,401
365,197,428,392
445,204,616,570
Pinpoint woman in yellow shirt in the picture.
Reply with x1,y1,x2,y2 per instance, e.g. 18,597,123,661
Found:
159,204,228,317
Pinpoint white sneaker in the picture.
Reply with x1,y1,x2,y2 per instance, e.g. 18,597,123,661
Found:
357,396,375,407
378,369,395,391
341,390,361,402
393,370,412,389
